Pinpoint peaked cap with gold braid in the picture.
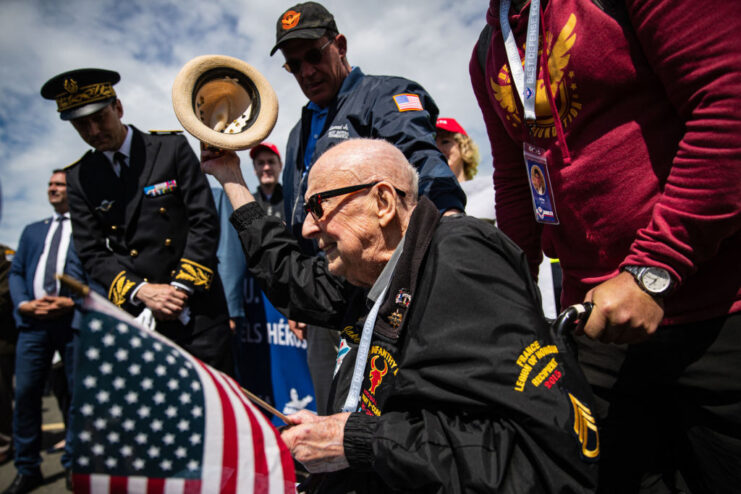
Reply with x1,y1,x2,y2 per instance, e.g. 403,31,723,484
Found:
41,68,120,120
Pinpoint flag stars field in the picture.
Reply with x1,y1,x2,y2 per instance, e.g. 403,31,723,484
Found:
69,295,295,490
73,311,210,481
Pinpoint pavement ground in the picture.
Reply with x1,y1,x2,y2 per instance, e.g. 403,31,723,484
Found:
0,394,68,493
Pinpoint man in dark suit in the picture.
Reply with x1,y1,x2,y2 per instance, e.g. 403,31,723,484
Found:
5,170,83,494
40,68,232,374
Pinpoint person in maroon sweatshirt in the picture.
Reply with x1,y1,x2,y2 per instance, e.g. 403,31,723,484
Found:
471,0,741,492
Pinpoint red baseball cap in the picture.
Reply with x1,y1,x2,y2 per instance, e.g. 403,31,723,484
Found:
249,142,282,160
436,117,467,136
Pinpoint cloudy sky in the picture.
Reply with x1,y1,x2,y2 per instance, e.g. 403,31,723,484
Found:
0,0,492,249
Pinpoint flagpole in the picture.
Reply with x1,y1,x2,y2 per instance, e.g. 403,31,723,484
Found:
239,387,289,424
58,273,90,296
58,274,291,424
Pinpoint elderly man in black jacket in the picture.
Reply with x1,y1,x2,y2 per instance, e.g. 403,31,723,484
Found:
202,138,598,493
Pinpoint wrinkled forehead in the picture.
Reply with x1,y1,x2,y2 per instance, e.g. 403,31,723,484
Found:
305,166,334,199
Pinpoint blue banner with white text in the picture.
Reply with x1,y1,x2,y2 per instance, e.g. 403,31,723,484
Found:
234,275,316,426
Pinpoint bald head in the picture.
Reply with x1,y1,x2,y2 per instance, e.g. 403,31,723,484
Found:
302,138,419,287
310,138,418,205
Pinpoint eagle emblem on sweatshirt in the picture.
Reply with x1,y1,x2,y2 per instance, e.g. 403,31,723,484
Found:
491,13,581,137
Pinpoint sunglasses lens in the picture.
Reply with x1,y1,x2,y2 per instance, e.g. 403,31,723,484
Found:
312,197,323,218
304,48,322,64
284,60,300,73
304,196,322,219
284,43,327,73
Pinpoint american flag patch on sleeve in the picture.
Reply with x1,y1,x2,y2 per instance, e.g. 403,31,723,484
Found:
393,93,423,112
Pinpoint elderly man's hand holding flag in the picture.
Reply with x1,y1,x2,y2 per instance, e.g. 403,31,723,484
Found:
61,275,295,494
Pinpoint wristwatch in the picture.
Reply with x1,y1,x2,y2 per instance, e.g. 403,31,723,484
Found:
623,265,675,298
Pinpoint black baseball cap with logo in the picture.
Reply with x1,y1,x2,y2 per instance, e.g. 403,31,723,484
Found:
41,68,120,120
270,2,339,56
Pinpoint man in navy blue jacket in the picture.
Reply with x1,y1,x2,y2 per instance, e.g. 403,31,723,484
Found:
5,169,85,494
271,2,466,413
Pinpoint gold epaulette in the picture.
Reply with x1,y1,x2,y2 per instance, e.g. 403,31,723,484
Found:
149,130,184,135
63,152,88,170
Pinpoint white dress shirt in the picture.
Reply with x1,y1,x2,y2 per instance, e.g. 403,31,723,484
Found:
32,211,72,299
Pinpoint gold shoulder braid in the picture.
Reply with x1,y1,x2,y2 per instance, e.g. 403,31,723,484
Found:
174,259,213,290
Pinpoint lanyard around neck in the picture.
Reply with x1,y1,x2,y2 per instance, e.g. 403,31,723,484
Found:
341,285,388,413
499,0,541,122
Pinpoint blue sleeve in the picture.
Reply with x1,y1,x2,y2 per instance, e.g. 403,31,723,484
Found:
212,187,246,318
9,226,33,327
370,78,466,213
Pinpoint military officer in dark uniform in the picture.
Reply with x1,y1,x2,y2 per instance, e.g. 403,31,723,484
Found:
41,68,232,373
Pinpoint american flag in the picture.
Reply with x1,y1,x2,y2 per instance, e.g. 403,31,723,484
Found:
392,93,423,112
70,290,295,494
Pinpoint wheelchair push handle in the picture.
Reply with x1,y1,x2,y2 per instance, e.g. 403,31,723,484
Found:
552,302,593,337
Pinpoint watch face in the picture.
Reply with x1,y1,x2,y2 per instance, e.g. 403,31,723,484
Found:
641,268,672,294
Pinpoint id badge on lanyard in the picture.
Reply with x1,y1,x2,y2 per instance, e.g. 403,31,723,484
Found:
500,0,559,224
524,143,559,224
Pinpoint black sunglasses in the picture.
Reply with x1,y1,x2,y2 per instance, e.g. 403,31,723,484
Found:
283,38,335,74
304,181,406,219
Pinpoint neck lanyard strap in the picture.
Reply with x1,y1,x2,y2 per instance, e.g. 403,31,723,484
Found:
500,0,541,122
341,285,389,413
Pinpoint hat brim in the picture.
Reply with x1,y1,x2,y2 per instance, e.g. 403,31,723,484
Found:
249,143,279,160
270,27,328,56
62,98,116,121
171,55,278,151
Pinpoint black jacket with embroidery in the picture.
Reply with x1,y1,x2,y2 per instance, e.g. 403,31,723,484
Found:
231,196,598,493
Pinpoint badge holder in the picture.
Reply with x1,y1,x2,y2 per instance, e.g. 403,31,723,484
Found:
523,143,559,225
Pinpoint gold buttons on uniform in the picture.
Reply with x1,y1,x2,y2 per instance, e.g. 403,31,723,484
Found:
171,270,176,277
111,225,117,231
130,249,138,257
164,238,172,246
159,207,167,214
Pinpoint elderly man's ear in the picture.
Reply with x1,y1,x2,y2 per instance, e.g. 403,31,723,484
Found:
375,183,399,228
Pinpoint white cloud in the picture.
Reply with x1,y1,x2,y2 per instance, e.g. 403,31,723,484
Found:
0,0,492,248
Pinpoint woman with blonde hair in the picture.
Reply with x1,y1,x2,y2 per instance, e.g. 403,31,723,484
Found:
435,117,493,222
435,117,480,182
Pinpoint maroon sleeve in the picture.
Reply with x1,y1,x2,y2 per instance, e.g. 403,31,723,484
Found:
621,0,741,283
